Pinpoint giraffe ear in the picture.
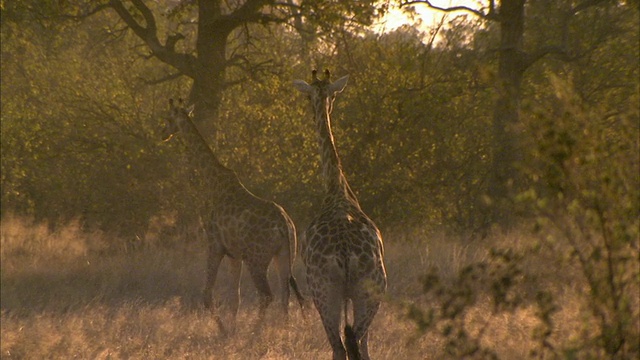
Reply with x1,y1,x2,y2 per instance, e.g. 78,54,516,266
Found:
328,75,349,94
186,104,195,116
293,79,313,94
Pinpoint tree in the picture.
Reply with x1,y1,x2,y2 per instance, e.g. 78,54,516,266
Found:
325,23,494,230
0,1,182,236
400,0,628,227
33,0,384,233
401,2,639,356
86,1,382,134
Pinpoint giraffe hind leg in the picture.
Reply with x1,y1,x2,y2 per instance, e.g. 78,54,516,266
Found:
246,264,273,316
227,258,242,318
314,286,347,360
273,250,292,314
203,247,224,310
351,294,381,360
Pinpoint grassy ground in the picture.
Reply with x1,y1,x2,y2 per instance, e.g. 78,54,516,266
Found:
0,215,606,359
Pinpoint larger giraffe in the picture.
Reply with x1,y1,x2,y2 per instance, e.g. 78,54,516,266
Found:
294,70,387,360
162,99,304,320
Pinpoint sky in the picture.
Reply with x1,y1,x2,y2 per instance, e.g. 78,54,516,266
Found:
373,0,486,33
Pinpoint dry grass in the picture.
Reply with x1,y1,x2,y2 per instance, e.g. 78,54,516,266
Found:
1,215,599,359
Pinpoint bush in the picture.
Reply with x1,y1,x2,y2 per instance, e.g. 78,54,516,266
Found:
407,77,639,358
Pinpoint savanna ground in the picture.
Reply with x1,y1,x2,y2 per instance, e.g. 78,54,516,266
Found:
0,214,630,359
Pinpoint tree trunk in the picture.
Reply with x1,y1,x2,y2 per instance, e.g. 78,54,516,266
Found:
484,0,527,225
188,0,229,144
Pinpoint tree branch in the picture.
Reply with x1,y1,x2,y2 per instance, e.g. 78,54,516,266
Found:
166,32,185,52
138,72,184,85
59,3,112,21
219,0,286,30
523,45,575,69
130,0,157,34
523,0,615,69
108,0,196,78
571,0,611,14
109,0,161,52
400,0,499,21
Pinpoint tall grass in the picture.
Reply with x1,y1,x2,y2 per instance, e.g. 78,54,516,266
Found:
0,215,611,359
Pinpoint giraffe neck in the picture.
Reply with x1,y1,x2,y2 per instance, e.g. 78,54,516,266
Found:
177,115,242,194
314,97,359,205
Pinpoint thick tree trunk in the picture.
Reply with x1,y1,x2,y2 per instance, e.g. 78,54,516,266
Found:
484,0,527,225
188,0,230,144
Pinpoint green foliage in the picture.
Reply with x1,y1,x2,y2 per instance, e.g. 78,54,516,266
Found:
211,19,496,230
407,74,638,358
405,3,638,356
0,2,492,236
283,20,495,230
0,7,184,237
1,1,638,240
521,75,639,357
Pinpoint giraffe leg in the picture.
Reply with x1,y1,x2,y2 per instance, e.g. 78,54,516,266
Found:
313,286,347,360
273,250,292,315
227,258,242,319
358,331,370,360
203,245,224,310
351,294,381,360
246,263,273,316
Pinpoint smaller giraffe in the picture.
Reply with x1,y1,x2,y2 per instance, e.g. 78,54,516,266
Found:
294,71,387,360
162,99,304,321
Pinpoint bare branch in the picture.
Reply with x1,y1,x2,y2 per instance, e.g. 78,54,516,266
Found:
138,72,184,85
524,0,618,69
571,0,611,14
523,45,574,69
109,0,160,51
166,33,185,51
220,0,287,30
59,3,112,21
226,53,274,77
130,0,157,33
108,0,196,78
400,0,499,21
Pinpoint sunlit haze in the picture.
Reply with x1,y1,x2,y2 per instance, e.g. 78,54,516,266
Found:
374,0,485,33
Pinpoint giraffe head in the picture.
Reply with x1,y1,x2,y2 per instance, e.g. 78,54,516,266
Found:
293,69,348,116
161,98,194,141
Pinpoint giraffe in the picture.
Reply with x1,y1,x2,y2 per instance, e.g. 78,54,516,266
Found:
161,98,304,321
294,70,387,360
